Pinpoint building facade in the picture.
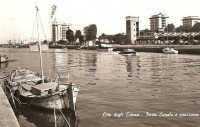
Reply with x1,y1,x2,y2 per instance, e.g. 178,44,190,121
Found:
149,12,169,32
52,23,68,42
126,16,139,44
182,16,200,28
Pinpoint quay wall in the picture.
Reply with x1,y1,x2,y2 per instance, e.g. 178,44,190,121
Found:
0,87,20,127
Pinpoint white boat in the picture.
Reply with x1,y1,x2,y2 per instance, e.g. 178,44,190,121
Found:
162,48,178,54
0,55,8,63
119,49,137,55
108,48,113,52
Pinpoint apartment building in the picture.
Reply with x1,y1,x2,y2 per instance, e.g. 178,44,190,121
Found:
126,16,139,44
149,12,169,32
52,23,68,42
182,16,200,28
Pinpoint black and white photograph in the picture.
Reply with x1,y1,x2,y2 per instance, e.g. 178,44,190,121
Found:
0,0,200,127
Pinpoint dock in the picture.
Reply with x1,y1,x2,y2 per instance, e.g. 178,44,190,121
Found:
0,87,20,127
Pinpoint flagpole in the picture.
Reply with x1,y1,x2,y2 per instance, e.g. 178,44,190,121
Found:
36,6,44,83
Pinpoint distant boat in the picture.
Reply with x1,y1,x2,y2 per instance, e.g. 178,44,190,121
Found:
0,55,8,63
162,48,178,54
119,49,137,55
108,48,113,52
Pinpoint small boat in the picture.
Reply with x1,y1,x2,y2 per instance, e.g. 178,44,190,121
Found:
0,55,8,63
119,49,137,55
162,48,178,54
3,68,79,111
108,48,113,52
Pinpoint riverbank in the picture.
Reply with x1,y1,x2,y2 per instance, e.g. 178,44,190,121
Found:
111,45,200,54
50,44,200,54
1,44,200,54
0,87,20,127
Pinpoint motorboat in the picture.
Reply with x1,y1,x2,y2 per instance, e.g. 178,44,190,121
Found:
119,49,137,55
162,48,178,54
108,48,113,52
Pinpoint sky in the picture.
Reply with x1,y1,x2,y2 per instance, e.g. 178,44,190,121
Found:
0,0,200,44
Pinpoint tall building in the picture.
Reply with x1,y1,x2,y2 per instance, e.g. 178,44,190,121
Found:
149,12,169,32
52,23,68,42
182,16,200,28
126,16,139,44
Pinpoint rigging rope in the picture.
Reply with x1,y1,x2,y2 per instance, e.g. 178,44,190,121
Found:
0,73,10,79
54,101,57,127
38,14,47,40
58,109,72,127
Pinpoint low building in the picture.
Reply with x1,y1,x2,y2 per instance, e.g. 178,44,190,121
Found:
137,32,159,44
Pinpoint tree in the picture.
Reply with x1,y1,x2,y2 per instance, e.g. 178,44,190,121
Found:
113,33,126,44
175,25,183,32
164,23,175,32
191,22,200,32
175,25,192,32
79,35,84,44
75,30,82,40
84,24,97,41
140,29,151,36
66,29,74,44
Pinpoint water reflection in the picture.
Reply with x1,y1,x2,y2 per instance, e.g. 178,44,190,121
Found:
2,48,200,127
0,62,8,68
15,106,79,127
124,55,134,77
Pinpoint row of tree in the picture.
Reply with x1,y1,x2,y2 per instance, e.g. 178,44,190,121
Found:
57,22,200,45
57,24,97,45
141,22,200,33
98,33,126,44
56,24,127,45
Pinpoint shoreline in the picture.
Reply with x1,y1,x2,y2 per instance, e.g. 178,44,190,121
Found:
1,44,200,54
111,45,200,54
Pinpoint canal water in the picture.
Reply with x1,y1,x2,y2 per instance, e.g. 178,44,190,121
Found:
0,48,200,127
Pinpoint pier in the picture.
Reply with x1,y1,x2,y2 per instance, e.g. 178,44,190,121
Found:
0,87,20,127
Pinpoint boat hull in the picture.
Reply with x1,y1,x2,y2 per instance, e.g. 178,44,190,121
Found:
162,49,178,54
4,68,79,111
19,93,69,110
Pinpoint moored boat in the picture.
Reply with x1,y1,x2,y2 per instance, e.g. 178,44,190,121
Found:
2,6,79,113
119,49,137,55
3,68,79,111
162,48,178,54
108,47,113,52
0,55,8,63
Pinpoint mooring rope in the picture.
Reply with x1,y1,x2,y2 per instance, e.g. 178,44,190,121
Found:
58,109,72,127
54,101,57,127
0,73,11,79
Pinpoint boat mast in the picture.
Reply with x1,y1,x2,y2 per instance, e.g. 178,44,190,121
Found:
35,6,44,83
